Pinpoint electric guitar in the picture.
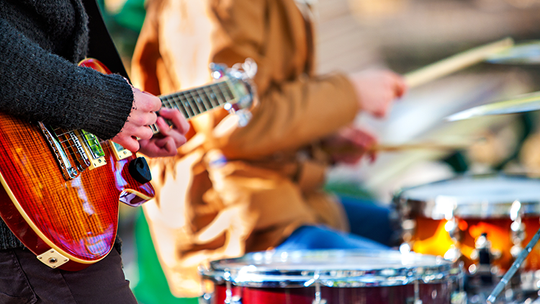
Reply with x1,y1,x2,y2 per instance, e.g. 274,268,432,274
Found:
0,58,255,270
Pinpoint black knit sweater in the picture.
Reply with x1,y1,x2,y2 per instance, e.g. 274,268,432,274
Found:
0,0,134,250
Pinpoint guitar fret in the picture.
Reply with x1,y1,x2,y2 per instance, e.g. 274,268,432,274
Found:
170,95,190,118
186,94,201,116
219,82,235,101
217,83,229,101
203,86,219,108
189,90,207,113
196,88,213,111
209,83,227,106
156,77,249,125
171,95,189,118
180,94,196,118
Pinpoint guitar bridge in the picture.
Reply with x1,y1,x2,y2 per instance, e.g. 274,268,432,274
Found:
39,122,79,180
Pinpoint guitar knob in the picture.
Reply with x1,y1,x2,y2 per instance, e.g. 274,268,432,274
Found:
128,157,152,184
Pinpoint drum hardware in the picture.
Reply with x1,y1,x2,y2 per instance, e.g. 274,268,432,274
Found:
443,209,463,263
304,271,327,304
223,270,242,304
473,232,496,285
200,250,464,304
410,280,423,304
487,225,540,303
510,200,526,259
199,293,212,304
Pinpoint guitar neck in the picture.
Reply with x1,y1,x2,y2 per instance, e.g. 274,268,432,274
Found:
149,79,237,134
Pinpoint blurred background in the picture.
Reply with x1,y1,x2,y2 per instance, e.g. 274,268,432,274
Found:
98,0,540,302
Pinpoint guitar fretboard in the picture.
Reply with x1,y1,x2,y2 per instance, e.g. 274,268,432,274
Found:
149,79,236,134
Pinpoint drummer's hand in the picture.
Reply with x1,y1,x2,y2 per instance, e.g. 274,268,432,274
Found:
138,108,190,157
323,126,378,164
348,69,407,118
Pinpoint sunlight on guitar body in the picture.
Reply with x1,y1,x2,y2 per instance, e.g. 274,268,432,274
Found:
0,58,255,270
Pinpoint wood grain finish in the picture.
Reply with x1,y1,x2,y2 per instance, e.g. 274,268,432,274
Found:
0,59,154,270
0,58,251,270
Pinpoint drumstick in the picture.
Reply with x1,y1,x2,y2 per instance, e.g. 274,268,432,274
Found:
404,37,514,88
323,142,470,155
370,142,470,152
487,226,540,303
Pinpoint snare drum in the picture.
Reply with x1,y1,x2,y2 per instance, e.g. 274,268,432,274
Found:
395,174,540,274
200,250,463,304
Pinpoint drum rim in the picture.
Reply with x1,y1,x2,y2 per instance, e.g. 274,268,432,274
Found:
200,249,463,288
394,173,540,219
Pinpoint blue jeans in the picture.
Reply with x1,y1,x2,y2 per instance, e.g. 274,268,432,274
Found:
276,197,394,251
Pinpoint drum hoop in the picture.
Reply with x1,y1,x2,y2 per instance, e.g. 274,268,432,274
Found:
200,250,463,288
394,174,540,219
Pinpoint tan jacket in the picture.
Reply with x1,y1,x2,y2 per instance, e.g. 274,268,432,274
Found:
131,0,360,297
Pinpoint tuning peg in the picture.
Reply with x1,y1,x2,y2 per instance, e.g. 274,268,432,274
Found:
209,63,228,80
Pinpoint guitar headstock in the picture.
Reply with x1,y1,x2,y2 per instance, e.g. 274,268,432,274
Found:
210,59,258,126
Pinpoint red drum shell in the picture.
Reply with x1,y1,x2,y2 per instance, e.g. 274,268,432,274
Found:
212,282,454,304
201,250,463,304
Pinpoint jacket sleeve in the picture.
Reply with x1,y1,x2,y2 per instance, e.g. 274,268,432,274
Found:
0,18,133,140
207,0,360,159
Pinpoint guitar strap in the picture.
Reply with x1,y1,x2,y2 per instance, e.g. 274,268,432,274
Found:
82,0,130,81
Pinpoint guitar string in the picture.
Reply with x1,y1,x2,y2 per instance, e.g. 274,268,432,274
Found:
51,81,235,159
52,81,233,143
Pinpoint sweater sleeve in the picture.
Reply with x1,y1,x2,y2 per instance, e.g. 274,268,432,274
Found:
0,18,133,140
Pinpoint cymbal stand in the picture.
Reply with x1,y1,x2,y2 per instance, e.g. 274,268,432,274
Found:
487,226,540,303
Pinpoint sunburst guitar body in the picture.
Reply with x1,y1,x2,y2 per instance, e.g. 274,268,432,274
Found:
0,58,254,271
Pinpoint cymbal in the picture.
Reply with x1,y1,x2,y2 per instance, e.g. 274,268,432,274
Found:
486,40,540,65
446,91,540,121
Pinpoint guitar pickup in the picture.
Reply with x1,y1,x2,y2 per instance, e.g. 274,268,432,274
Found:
110,141,132,161
79,130,107,169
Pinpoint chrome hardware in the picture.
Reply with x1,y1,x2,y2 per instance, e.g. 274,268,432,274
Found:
79,130,107,169
451,291,467,304
222,270,242,304
39,122,79,180
413,280,423,304
210,59,258,126
199,293,212,304
305,271,327,304
510,200,526,258
443,206,463,262
66,130,90,171
37,248,69,268
110,141,132,161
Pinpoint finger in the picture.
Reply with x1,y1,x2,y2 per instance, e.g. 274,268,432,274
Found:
153,136,178,156
112,134,140,152
130,110,158,127
155,117,187,146
122,118,155,139
133,87,162,112
159,108,190,134
368,151,378,163
393,74,408,98
129,124,155,140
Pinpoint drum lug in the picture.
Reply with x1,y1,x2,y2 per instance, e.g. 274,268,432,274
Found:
222,271,242,304
199,293,212,304
444,215,463,262
510,200,526,259
228,296,242,304
308,271,327,304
